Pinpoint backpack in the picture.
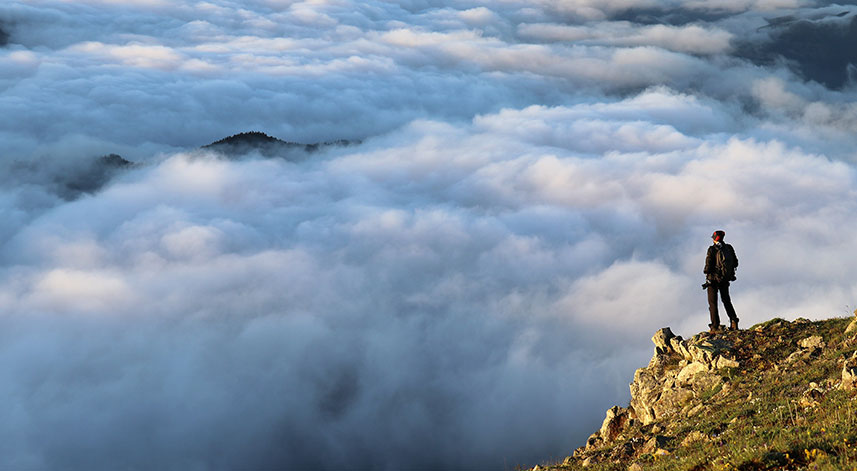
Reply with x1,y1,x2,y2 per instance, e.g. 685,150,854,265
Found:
716,244,737,281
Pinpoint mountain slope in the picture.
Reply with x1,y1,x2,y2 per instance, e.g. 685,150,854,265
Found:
201,131,353,160
531,315,857,471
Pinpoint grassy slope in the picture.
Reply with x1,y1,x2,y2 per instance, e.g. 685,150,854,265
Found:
535,316,857,471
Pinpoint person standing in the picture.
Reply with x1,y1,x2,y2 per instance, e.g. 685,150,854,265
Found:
704,230,739,333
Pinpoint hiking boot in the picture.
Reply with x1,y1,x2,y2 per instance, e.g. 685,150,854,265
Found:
709,324,720,334
729,319,739,331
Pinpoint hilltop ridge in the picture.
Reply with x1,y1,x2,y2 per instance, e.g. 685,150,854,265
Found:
531,314,857,471
201,131,354,159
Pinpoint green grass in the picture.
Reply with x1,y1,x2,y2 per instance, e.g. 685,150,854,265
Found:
536,316,857,471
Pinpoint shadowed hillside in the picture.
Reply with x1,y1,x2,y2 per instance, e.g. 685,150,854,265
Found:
5,152,134,201
530,315,857,471
201,131,354,160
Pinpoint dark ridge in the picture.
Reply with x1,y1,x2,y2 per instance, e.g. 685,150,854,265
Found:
0,24,9,47
204,131,296,149
734,13,857,90
4,153,136,201
61,154,136,198
99,153,133,168
201,131,355,160
610,7,734,26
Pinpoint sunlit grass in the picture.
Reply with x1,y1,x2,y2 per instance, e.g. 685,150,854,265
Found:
533,316,857,471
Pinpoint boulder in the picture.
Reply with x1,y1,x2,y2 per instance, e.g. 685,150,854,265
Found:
798,335,825,351
630,327,736,425
689,370,724,393
670,336,691,360
641,435,671,454
676,362,709,387
714,355,740,369
599,406,631,443
652,328,675,354
846,309,857,336
652,387,694,420
800,382,824,407
585,432,602,450
629,368,660,425
681,431,708,447
754,318,789,332
686,337,733,366
786,349,806,363
841,352,857,391
683,403,706,417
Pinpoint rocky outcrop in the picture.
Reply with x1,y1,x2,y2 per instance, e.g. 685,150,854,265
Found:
842,351,857,391
530,316,857,471
598,406,633,443
844,309,857,336
846,318,857,336
574,326,743,457
841,310,857,390
629,328,739,426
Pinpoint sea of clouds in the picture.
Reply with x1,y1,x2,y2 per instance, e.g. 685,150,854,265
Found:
2,1,857,469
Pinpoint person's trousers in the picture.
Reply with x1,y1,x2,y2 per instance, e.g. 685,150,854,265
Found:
707,281,738,327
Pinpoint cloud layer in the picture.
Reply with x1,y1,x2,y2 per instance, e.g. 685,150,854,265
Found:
3,1,857,470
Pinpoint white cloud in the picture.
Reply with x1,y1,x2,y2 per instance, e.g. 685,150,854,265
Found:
518,22,734,55
683,0,807,12
3,0,857,469
29,268,135,313
67,41,185,70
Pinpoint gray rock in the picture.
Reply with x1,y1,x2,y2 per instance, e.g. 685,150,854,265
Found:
652,327,676,354
671,336,693,362
629,368,660,425
652,387,694,420
841,352,857,391
641,435,672,454
683,403,706,417
599,406,631,443
714,355,740,369
585,432,602,450
689,370,724,393
786,349,806,363
681,430,708,447
686,337,733,366
798,335,825,350
846,317,857,335
676,362,709,387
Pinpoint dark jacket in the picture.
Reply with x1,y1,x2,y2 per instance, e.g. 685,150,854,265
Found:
704,242,738,283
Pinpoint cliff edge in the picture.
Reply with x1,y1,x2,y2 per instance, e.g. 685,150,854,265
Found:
531,314,857,471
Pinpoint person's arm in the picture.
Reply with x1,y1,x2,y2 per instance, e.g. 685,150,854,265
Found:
704,246,713,275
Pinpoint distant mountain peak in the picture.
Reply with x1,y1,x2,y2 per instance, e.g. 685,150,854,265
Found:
201,131,355,160
62,153,136,197
0,24,9,47
98,153,133,168
203,131,290,148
